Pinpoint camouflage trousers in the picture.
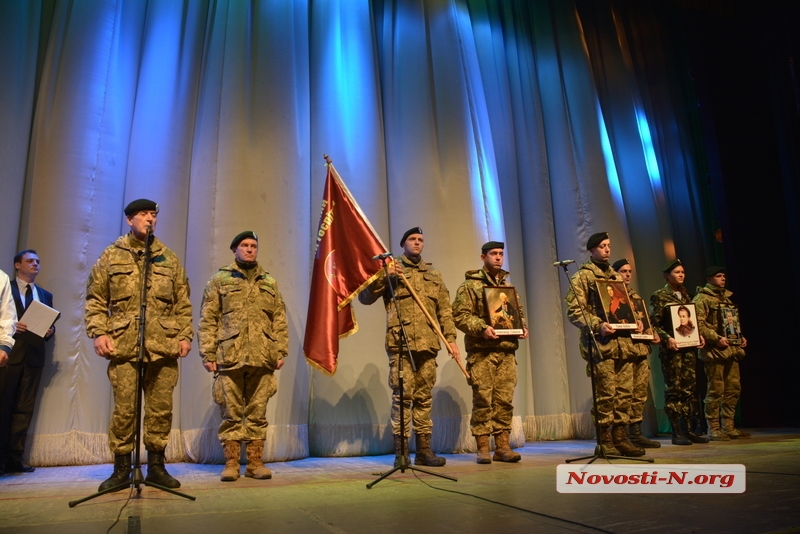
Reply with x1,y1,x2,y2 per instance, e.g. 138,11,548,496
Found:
592,358,633,426
217,365,277,443
629,357,651,424
703,358,741,420
107,357,178,454
659,349,700,419
467,350,517,436
388,350,437,438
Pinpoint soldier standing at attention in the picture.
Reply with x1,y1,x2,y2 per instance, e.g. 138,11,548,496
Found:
649,259,709,446
611,259,661,449
692,266,750,441
452,241,528,464
85,199,193,491
565,233,645,457
198,231,287,481
359,227,460,467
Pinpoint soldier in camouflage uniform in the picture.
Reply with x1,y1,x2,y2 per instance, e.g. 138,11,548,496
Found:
198,231,287,481
692,266,750,441
452,241,528,464
565,233,645,457
611,259,662,449
359,227,460,467
85,199,193,492
649,259,709,446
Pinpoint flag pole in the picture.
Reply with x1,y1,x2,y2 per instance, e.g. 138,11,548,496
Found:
397,272,470,380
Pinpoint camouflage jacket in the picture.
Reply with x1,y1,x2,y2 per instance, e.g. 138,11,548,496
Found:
692,284,745,362
358,254,456,354
452,268,526,353
85,233,193,360
649,283,692,354
565,260,641,361
198,262,288,370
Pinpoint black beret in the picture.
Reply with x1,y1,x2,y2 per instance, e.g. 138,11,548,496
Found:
611,258,630,272
124,198,159,216
481,241,504,253
230,231,258,250
586,232,609,250
662,258,683,273
705,265,725,278
400,227,423,247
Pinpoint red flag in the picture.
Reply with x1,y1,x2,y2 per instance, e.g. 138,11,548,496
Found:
303,163,387,375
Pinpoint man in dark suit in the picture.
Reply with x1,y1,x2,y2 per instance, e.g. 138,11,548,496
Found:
0,250,55,474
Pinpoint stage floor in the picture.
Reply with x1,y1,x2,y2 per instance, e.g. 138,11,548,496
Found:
1,429,799,534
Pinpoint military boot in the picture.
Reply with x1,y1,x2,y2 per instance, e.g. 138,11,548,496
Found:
612,425,646,457
669,415,691,446
628,421,661,448
220,440,241,482
244,440,272,479
685,417,709,443
393,434,410,468
98,453,132,492
414,433,446,466
706,418,731,441
475,435,492,464
596,425,621,456
722,418,751,439
145,450,181,488
492,430,521,462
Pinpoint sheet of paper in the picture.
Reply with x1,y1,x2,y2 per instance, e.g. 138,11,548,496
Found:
19,300,60,338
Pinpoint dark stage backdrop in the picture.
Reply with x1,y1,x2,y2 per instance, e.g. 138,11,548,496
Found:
4,0,788,467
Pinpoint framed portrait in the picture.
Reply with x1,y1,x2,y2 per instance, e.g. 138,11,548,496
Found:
719,305,743,346
595,280,637,330
630,297,655,340
669,303,701,348
484,287,523,335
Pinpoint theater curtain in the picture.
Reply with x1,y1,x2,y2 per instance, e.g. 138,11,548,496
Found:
0,0,710,465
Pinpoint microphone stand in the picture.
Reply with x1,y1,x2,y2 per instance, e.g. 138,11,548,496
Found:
367,256,457,488
70,228,195,507
558,263,652,465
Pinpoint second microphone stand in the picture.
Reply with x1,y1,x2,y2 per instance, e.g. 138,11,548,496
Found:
367,256,457,488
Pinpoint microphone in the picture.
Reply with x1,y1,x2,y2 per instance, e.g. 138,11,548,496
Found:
373,252,393,261
553,259,575,267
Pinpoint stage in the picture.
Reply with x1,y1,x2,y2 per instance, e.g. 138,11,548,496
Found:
1,430,799,533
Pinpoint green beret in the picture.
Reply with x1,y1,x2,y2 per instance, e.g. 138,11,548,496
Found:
705,265,725,278
481,241,504,253
663,258,683,273
611,258,629,272
230,231,258,250
586,232,609,250
124,198,159,216
400,227,423,247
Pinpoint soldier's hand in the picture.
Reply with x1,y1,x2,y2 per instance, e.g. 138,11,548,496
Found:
716,337,729,348
276,358,285,370
652,332,661,344
635,320,644,333
741,337,747,349
447,342,461,363
203,361,217,372
94,335,114,357
482,326,499,339
389,261,403,277
698,335,705,349
599,322,615,336
46,326,55,337
179,339,191,358
15,321,28,333
666,337,678,351
0,352,7,367
520,328,529,339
